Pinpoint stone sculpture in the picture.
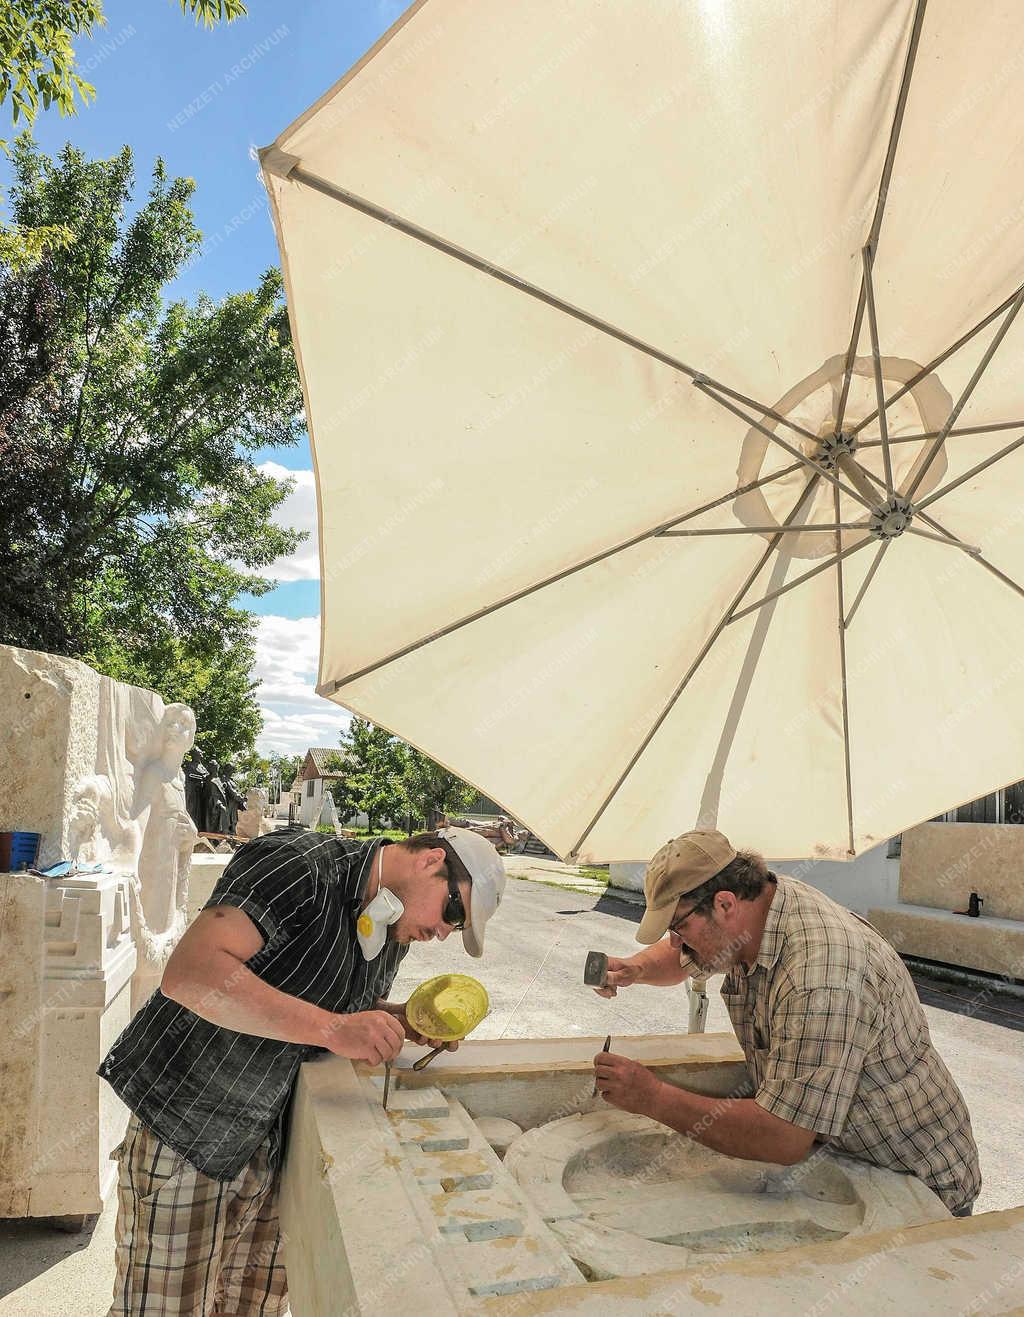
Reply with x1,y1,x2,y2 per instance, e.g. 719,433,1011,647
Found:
128,703,198,1009
221,762,245,835
182,747,210,829
319,789,342,833
236,787,271,841
203,759,230,834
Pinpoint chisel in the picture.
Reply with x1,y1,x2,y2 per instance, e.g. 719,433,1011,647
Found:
593,1033,611,1098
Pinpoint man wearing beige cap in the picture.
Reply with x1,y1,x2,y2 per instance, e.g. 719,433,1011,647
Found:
592,829,980,1215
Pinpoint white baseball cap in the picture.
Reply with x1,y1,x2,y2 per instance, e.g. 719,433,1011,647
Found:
437,826,506,957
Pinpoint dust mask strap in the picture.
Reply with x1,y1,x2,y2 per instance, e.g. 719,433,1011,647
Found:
357,845,403,960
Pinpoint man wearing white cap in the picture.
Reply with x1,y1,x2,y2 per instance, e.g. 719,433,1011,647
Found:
99,825,505,1316
593,829,979,1216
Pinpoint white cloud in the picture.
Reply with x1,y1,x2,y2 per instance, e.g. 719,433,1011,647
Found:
252,613,351,756
259,462,320,582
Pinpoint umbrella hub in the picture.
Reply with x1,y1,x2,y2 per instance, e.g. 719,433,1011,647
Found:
869,495,914,540
815,430,859,471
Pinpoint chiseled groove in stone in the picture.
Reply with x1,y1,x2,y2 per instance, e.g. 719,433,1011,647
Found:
468,1274,563,1297
462,1217,524,1243
402,1136,470,1153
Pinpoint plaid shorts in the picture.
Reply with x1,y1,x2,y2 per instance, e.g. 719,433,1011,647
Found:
108,1114,289,1317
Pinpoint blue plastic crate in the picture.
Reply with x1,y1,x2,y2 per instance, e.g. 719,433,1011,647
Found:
0,831,41,871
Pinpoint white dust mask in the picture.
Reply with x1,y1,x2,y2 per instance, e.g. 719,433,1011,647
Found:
357,882,403,961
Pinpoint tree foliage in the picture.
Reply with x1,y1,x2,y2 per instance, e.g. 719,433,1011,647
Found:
0,138,305,764
329,720,408,833
0,0,246,264
402,745,477,827
328,720,477,832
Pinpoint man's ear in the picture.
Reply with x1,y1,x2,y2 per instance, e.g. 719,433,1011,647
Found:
420,845,447,876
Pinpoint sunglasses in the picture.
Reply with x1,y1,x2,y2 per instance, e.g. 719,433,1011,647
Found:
443,875,467,930
439,841,469,930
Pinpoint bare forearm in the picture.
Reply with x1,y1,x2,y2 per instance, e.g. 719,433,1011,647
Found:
630,939,692,987
163,949,334,1045
648,1083,807,1164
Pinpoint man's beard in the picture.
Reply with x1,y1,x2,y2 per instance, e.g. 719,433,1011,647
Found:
679,942,717,975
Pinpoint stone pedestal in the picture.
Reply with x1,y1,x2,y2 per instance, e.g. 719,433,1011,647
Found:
0,869,135,1218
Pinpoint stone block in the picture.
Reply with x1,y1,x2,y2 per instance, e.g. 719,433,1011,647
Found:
900,820,1024,920
869,902,1024,979
0,869,135,1217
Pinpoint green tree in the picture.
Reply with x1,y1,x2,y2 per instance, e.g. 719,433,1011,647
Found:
266,751,302,797
0,138,305,765
329,720,407,832
401,745,477,830
0,1,247,266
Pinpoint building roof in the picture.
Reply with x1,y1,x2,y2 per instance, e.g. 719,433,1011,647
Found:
302,747,350,780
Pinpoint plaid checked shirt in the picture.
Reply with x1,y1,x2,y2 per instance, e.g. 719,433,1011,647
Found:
717,875,980,1212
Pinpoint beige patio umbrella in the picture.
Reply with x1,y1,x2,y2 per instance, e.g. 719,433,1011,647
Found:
260,0,1024,862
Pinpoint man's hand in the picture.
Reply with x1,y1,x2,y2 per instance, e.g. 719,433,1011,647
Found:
384,1000,461,1053
594,1051,662,1115
593,956,642,999
322,1010,406,1064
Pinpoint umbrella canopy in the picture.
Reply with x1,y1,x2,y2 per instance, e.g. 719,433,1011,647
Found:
260,0,1024,862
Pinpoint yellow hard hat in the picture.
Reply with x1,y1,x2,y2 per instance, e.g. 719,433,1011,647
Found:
405,973,489,1043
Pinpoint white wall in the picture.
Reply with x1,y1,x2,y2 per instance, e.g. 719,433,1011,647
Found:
610,842,899,915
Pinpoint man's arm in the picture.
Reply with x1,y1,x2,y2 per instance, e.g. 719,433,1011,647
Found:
594,1052,816,1164
595,937,692,997
162,906,404,1063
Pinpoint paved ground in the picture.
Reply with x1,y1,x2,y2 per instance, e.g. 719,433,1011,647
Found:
2,873,1022,1314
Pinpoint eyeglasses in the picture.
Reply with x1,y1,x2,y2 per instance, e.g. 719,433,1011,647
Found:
667,901,709,936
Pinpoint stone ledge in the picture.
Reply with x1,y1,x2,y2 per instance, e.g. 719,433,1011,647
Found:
869,902,1024,979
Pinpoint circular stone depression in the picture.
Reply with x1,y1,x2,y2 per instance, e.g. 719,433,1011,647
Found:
503,1110,949,1281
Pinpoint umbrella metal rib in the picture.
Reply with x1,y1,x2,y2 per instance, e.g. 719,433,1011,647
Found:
904,525,980,552
833,484,856,855
567,477,822,858
320,459,807,694
858,420,1024,447
844,541,890,630
693,379,876,512
862,245,895,498
834,0,929,436
841,457,1024,616
727,537,873,626
659,523,863,537
914,431,1024,512
903,284,1024,503
850,277,1024,437
288,166,813,456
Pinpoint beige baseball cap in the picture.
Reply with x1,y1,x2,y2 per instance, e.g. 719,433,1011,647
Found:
635,830,737,944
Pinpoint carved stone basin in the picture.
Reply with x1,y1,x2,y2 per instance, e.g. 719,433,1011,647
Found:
503,1110,950,1281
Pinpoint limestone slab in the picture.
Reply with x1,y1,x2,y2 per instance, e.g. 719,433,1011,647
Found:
870,902,1024,979
281,1046,1024,1316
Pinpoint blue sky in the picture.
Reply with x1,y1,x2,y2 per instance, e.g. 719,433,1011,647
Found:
13,0,409,756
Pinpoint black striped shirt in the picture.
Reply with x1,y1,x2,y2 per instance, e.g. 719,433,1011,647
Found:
97,830,407,1180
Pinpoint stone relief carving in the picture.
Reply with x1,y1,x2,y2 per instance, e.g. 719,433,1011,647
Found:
67,680,198,1008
